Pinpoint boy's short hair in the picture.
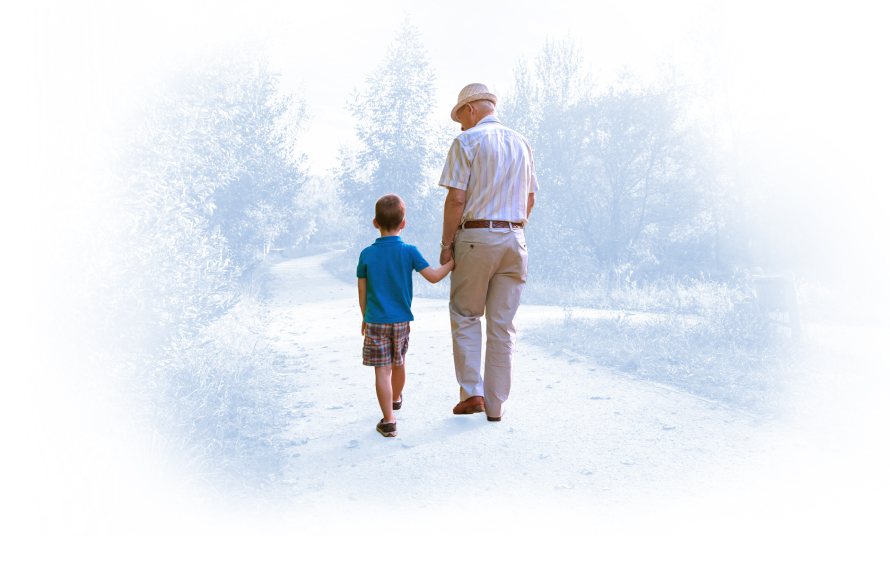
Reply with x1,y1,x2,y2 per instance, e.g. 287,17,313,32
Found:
375,194,406,231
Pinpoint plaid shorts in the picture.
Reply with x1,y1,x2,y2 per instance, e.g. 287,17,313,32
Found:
362,321,410,367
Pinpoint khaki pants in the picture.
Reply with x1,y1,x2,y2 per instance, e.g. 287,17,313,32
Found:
450,225,528,417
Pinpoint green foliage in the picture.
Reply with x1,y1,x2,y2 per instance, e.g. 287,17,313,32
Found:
291,174,358,248
337,16,443,247
525,288,802,412
97,56,251,352
85,52,310,355
209,62,309,265
522,269,749,315
76,50,305,495
142,280,290,492
501,39,709,280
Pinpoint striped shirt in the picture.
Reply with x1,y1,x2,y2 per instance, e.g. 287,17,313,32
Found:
438,115,539,225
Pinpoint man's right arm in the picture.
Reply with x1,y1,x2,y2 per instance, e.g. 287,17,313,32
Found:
438,137,471,265
440,187,467,265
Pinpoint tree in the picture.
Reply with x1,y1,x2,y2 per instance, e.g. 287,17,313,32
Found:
500,39,719,279
208,60,308,265
500,37,596,276
574,75,700,269
289,173,358,247
339,16,438,232
89,51,308,353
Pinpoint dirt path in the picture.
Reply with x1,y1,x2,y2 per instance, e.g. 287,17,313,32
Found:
255,251,842,519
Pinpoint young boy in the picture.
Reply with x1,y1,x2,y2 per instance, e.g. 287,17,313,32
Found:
357,194,454,437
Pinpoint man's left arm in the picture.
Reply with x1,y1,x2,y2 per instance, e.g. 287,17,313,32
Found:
527,141,539,220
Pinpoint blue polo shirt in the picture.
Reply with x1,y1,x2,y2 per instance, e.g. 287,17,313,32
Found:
356,236,430,324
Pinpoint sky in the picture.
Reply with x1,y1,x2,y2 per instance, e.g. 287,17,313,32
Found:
20,0,887,176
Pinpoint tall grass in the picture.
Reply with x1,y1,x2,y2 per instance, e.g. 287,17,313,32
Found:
323,245,812,413
521,269,754,316
323,241,362,283
128,270,292,497
524,295,804,413
325,248,756,313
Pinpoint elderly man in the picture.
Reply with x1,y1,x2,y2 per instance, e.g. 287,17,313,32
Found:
438,83,539,422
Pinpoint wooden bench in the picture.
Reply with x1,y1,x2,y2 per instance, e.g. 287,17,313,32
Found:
752,269,802,339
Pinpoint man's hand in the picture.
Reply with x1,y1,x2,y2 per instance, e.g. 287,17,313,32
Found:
439,246,453,266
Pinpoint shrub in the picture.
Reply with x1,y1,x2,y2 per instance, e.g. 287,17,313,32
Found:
137,276,290,494
524,292,802,412
71,51,304,496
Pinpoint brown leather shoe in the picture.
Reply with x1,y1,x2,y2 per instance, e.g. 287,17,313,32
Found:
453,396,484,415
393,394,402,411
487,415,501,422
376,419,397,437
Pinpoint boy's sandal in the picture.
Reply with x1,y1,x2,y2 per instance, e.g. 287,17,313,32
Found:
376,419,398,437
393,395,402,411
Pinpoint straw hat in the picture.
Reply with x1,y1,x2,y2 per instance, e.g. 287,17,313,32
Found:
450,83,498,122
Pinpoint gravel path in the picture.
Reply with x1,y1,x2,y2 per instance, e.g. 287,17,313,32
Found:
261,252,810,519
19,251,885,582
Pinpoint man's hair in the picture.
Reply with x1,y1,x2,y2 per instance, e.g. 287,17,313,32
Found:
375,194,406,231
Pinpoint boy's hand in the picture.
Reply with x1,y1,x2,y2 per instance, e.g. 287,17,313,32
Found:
420,257,455,284
361,321,367,336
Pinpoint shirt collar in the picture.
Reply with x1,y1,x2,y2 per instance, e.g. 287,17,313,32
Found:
477,114,501,126
376,235,403,243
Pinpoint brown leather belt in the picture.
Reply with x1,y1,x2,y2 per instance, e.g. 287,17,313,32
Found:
462,220,524,229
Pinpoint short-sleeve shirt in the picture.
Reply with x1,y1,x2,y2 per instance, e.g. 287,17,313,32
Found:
438,114,540,225
356,236,430,324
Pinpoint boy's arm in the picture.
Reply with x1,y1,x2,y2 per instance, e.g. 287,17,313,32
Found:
419,259,455,284
357,278,367,334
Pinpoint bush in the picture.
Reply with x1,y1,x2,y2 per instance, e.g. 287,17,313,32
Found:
136,275,290,493
524,292,803,412
69,51,305,497
521,269,749,315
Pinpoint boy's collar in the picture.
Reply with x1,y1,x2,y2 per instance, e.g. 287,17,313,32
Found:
376,235,403,242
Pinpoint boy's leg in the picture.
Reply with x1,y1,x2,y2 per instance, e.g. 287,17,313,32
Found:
391,362,406,403
374,364,395,423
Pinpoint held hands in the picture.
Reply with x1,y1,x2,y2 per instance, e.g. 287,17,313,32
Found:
420,254,455,284
439,245,453,267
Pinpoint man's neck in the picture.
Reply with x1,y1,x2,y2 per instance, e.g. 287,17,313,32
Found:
465,113,497,131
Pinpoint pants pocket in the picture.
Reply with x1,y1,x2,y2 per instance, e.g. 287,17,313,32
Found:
455,237,482,263
517,239,528,280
